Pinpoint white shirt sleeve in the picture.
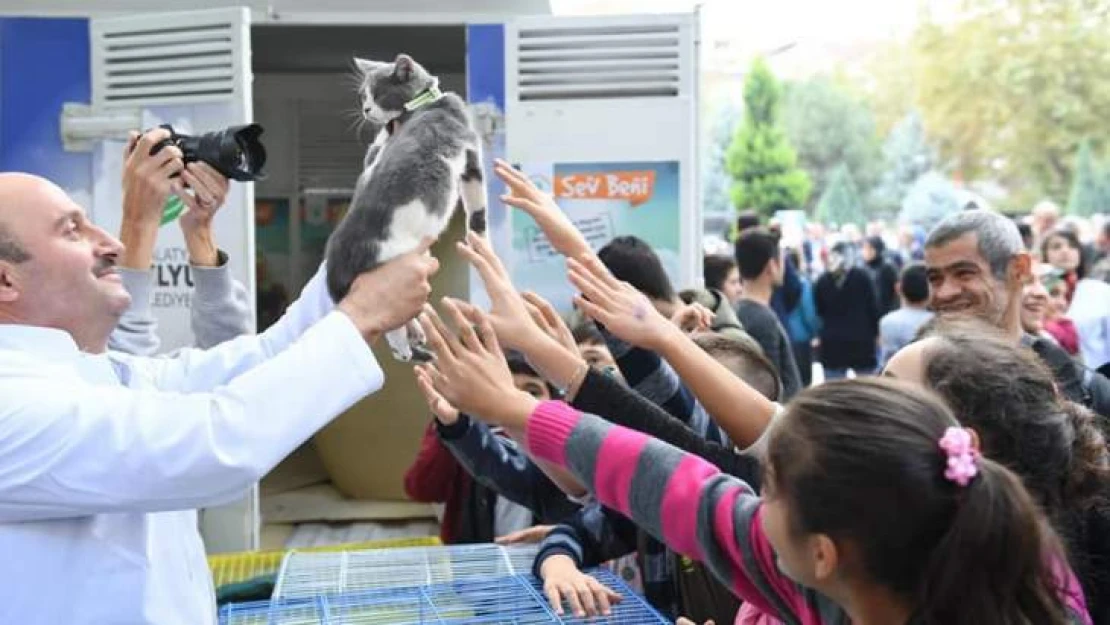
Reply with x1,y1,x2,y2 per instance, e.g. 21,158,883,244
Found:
125,264,335,393
0,311,382,522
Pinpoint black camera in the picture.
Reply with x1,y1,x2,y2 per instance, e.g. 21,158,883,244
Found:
148,123,267,182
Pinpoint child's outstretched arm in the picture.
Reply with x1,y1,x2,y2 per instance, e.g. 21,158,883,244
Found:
568,255,777,448
415,301,812,622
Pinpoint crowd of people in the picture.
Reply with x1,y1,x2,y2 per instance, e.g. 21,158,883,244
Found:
704,206,1110,388
0,125,1108,625
405,166,1110,625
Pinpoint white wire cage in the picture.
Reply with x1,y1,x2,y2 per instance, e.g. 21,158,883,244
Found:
274,544,540,599
218,543,668,624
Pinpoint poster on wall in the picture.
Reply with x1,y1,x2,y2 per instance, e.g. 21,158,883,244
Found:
510,160,681,313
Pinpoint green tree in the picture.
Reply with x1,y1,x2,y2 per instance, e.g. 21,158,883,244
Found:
873,112,938,215
1066,140,1104,217
726,58,811,218
782,76,882,215
815,164,866,227
912,0,1110,203
702,102,743,217
899,171,961,230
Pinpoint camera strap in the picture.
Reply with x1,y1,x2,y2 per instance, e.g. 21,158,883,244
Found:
403,85,444,112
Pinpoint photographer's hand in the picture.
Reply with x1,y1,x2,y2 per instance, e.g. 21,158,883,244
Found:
178,163,230,267
120,128,185,269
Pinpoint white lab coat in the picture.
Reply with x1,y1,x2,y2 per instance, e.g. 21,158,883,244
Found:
0,267,384,624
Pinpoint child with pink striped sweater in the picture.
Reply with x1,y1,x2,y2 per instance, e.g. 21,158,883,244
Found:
414,299,1091,625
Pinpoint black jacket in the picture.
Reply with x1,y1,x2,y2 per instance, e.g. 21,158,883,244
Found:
815,267,881,370
1024,334,1110,419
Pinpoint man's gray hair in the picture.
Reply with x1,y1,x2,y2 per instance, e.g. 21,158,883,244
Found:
0,222,30,264
925,209,1023,279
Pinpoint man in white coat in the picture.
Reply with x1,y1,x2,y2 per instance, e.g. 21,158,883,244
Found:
0,168,437,624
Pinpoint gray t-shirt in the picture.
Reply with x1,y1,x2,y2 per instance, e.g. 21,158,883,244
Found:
879,307,934,366
735,299,802,399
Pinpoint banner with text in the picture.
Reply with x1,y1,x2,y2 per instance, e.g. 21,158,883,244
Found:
510,161,681,313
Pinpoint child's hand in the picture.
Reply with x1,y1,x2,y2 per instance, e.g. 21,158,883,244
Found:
414,364,459,425
671,302,713,334
416,298,538,428
521,291,578,356
456,231,548,352
539,554,622,618
568,254,682,351
494,159,592,259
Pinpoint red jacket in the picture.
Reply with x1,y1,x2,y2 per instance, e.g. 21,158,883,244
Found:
403,421,471,544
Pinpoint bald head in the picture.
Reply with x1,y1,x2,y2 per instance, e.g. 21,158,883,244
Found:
0,173,130,352
0,173,78,263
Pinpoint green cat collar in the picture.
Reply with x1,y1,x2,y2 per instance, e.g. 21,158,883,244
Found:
404,85,443,112
160,194,186,226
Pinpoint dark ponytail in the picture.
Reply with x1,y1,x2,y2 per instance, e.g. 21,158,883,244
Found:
917,459,1071,625
768,378,1073,625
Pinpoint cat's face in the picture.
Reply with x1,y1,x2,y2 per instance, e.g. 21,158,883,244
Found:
354,54,436,125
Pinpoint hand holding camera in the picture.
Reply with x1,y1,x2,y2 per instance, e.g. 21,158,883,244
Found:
122,128,184,226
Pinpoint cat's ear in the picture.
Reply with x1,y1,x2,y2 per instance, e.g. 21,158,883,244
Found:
393,53,416,82
354,57,382,75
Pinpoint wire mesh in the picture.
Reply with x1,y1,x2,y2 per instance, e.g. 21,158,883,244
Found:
219,567,667,624
273,544,541,599
209,537,442,588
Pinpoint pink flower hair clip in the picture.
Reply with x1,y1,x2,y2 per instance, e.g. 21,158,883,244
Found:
938,427,979,487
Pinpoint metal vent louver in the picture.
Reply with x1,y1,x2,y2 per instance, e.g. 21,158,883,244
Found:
514,22,684,101
91,10,247,109
297,99,367,191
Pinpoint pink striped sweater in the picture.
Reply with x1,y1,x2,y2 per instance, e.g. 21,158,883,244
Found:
524,400,1092,625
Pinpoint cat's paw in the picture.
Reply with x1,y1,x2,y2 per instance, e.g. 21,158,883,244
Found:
389,344,414,363
408,344,435,363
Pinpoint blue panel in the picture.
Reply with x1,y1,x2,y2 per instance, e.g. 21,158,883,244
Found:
464,23,505,111
0,17,91,192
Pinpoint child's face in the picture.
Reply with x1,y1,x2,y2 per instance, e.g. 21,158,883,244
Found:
512,373,551,401
578,340,623,381
759,474,835,590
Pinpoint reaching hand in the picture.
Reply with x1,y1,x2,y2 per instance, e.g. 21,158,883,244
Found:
494,524,554,545
414,364,460,425
416,299,538,428
539,554,622,617
178,162,230,230
671,302,713,334
494,159,591,259
455,231,548,351
567,254,682,352
521,292,578,355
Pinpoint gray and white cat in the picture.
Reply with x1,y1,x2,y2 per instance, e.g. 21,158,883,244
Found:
326,53,487,363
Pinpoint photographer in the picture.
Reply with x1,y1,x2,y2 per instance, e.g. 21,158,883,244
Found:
109,128,251,355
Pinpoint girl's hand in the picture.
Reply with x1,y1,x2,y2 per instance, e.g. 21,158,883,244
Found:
521,291,578,356
539,554,622,618
416,299,538,429
568,254,683,352
456,231,549,352
494,159,592,259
